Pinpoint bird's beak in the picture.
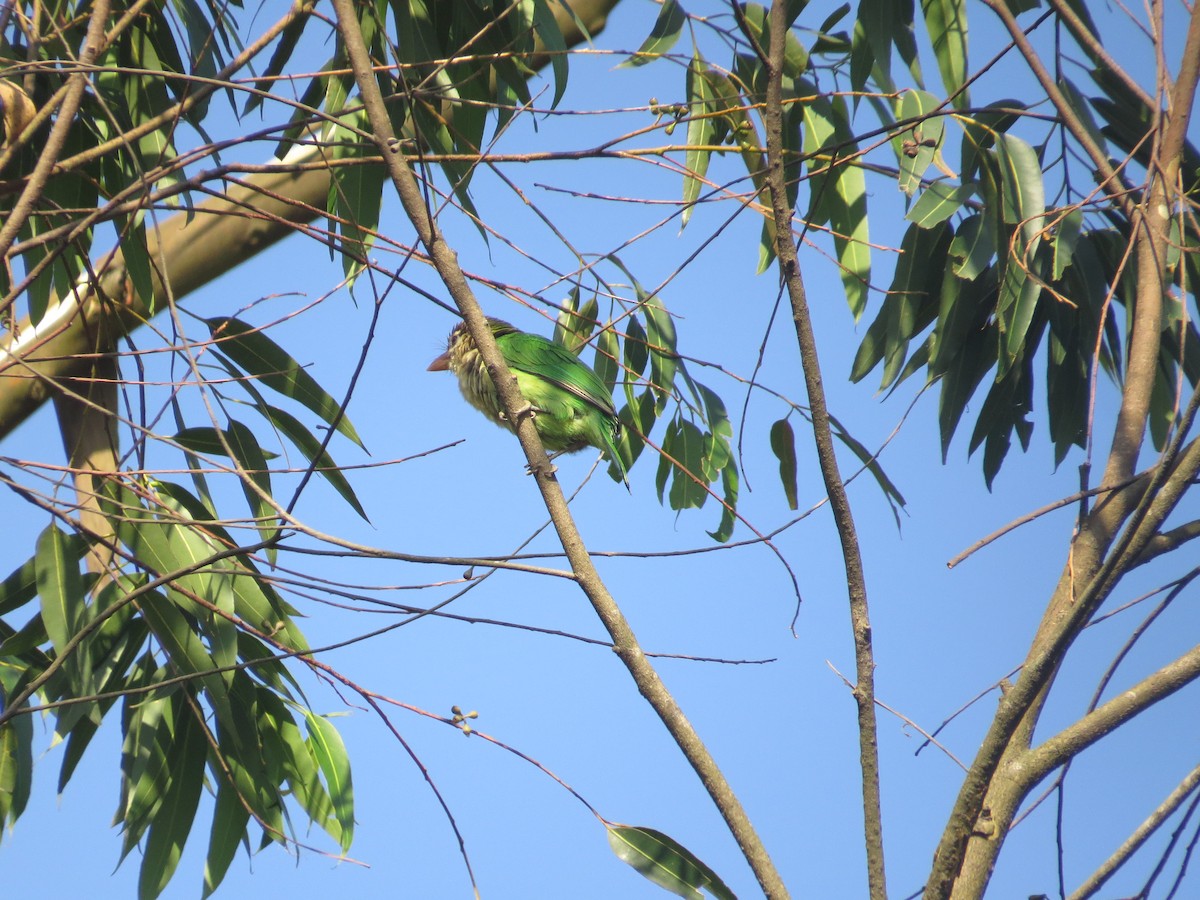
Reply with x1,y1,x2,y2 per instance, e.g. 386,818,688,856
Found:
427,351,450,372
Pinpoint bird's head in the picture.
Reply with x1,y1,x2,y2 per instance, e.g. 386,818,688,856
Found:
427,321,472,373
427,318,515,373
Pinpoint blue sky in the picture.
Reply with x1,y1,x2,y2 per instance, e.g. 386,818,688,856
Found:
2,1,1199,898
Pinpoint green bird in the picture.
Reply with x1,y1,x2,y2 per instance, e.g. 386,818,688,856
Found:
428,317,629,488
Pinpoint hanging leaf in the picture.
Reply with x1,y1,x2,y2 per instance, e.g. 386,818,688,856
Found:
619,0,686,67
921,0,969,107
305,712,355,852
205,317,365,449
606,824,736,900
769,418,799,510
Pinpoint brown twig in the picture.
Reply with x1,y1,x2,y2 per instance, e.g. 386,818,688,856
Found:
328,2,788,897
763,1,884,896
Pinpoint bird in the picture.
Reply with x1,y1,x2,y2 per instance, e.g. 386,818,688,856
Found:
428,317,630,488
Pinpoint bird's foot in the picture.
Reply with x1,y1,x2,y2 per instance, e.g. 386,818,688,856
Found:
499,402,537,424
524,460,558,477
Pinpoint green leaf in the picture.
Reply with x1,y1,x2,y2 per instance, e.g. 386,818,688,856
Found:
328,108,387,290
138,707,207,900
1052,207,1084,280
140,590,236,735
921,0,969,107
224,419,279,553
244,6,311,115
0,666,34,828
262,404,369,521
36,523,90,696
117,690,176,857
594,326,620,394
947,213,993,280
706,461,739,543
996,232,1044,376
736,4,808,76
606,824,736,900
829,413,907,509
645,296,678,413
305,712,354,852
553,289,599,353
202,784,251,899
620,0,686,67
531,0,569,107
907,181,974,228
894,89,945,195
854,0,896,93
667,419,708,511
205,317,365,449
623,316,650,387
2,532,86,616
769,418,799,510
993,133,1045,241
829,145,872,320
683,55,717,229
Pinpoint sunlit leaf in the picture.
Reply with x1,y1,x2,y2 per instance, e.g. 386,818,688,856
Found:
36,523,90,696
683,54,717,229
894,89,945,195
205,317,365,449
305,712,354,852
606,824,736,900
993,133,1045,244
620,0,686,67
921,0,969,107
907,181,973,228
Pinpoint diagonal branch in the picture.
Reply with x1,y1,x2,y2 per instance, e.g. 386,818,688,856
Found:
0,1,616,439
328,2,788,898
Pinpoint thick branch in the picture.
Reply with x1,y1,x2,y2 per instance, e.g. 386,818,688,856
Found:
1019,643,1200,786
928,8,1200,896
0,1,616,439
764,2,884,897
328,3,788,898
0,1,111,275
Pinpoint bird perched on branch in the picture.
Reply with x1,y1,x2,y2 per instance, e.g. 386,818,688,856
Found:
428,317,630,488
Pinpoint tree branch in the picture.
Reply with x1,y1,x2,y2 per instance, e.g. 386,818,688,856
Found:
1067,762,1200,900
0,1,617,439
1021,642,1200,784
764,1,884,896
328,3,788,897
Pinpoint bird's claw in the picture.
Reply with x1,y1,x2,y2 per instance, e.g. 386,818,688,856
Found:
524,460,558,477
498,402,537,424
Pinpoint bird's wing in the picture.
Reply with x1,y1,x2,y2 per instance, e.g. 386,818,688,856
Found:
497,331,617,417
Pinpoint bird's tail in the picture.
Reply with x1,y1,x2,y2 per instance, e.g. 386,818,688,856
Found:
606,422,631,492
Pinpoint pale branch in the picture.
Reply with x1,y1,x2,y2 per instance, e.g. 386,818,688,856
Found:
1136,518,1200,566
764,1,884,897
327,3,788,899
927,9,1200,895
1044,0,1156,112
0,0,616,439
1099,5,1200,491
0,0,111,288
1019,643,1200,787
1067,762,1200,900
978,0,1134,220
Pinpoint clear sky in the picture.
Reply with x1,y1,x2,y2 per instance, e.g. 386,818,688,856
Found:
2,2,1198,898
